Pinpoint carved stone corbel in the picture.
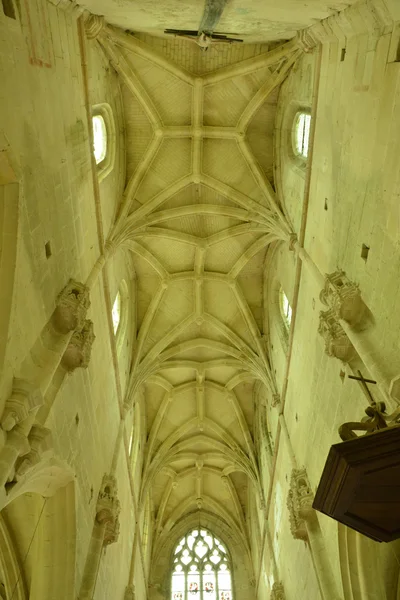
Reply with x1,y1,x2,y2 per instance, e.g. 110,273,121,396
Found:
96,475,120,546
61,320,95,371
1,379,43,432
52,280,90,334
318,309,355,362
287,468,314,541
271,582,285,600
319,271,366,327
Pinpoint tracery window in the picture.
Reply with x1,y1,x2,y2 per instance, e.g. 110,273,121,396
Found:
171,529,233,600
279,287,292,329
293,111,311,158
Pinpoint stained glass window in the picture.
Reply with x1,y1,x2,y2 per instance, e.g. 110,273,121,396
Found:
279,287,292,329
293,112,311,158
171,529,233,600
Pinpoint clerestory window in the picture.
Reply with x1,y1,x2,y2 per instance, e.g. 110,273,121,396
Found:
171,529,233,600
92,114,107,165
91,103,116,181
112,290,121,334
279,287,292,329
293,111,311,159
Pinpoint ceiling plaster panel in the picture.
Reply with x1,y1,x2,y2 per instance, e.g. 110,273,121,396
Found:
136,34,272,74
121,49,192,126
137,237,196,273
202,138,265,202
161,183,237,210
123,84,154,183
160,215,243,238
245,90,279,183
203,67,274,127
136,138,192,204
205,232,262,273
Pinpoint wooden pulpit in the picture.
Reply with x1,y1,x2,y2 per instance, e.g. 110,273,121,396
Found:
313,425,400,542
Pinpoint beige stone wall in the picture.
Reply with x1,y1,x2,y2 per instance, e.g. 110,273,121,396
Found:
256,1,400,599
0,1,146,598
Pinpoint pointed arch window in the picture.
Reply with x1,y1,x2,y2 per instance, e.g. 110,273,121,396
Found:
171,529,233,600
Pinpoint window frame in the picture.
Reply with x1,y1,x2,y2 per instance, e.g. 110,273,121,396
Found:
290,108,311,164
279,286,292,331
170,528,234,600
112,279,129,354
91,103,116,182
292,110,311,159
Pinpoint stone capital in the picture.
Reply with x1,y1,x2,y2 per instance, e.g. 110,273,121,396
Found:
287,468,314,541
1,379,43,432
319,271,366,327
271,582,285,600
53,280,90,334
318,309,355,363
62,319,95,371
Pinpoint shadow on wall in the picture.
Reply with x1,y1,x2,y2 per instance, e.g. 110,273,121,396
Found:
339,523,400,600
0,139,19,382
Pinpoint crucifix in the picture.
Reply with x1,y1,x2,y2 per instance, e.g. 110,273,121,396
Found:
164,0,243,50
338,370,400,441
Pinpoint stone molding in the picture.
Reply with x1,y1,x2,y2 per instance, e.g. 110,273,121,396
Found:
287,468,314,541
62,319,95,371
96,475,120,546
83,13,106,39
47,0,85,15
271,393,281,408
318,309,355,363
15,425,52,478
1,379,43,432
53,280,90,334
271,582,285,600
320,271,366,327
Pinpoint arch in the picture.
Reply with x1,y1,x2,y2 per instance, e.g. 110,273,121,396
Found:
1,480,76,600
150,512,254,600
338,524,400,600
170,527,234,600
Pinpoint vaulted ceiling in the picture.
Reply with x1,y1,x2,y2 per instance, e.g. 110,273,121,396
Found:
97,22,300,565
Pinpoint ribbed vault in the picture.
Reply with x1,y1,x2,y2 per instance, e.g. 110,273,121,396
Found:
96,25,301,588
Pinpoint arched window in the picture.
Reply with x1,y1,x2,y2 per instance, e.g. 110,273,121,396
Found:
171,529,233,600
92,115,107,165
293,111,311,158
112,290,121,334
279,287,292,329
91,103,116,181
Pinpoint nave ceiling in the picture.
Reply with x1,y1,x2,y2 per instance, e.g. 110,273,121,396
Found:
96,22,302,566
